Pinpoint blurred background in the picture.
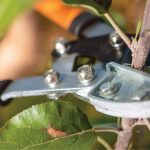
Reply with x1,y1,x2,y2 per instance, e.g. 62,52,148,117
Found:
0,0,150,149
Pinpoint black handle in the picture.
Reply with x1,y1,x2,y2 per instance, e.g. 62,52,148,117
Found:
0,80,12,105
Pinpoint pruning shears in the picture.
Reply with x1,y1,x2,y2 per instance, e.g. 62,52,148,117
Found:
1,29,150,118
1,29,150,119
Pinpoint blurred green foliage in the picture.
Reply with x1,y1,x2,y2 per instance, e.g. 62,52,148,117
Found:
109,9,126,31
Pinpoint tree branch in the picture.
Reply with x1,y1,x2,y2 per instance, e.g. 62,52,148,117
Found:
115,1,150,149
131,0,150,69
115,118,136,150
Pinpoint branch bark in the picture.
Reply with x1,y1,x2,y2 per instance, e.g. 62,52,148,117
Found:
132,0,150,69
115,1,150,149
115,118,135,150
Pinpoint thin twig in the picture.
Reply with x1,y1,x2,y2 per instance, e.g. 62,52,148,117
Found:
97,136,113,150
104,13,131,48
131,118,150,131
143,119,150,131
94,128,119,135
131,119,145,130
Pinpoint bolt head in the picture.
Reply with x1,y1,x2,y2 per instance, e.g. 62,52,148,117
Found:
54,37,68,55
99,82,116,96
44,69,59,88
77,65,94,84
109,32,124,48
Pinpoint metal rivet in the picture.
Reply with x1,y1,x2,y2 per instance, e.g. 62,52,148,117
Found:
44,69,59,88
109,32,124,48
77,65,94,84
99,82,116,96
54,37,68,55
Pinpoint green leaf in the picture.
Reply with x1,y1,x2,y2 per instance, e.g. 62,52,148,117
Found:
62,0,107,16
0,142,22,150
0,0,36,37
0,101,93,149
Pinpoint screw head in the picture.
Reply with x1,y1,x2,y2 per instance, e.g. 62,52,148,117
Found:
109,32,124,48
44,69,59,88
99,82,116,96
54,37,68,55
77,65,94,84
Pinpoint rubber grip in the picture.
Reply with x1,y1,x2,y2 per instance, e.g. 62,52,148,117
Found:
0,80,12,105
35,0,82,29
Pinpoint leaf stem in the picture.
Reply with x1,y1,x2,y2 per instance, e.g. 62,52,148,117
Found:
104,12,131,48
97,136,113,150
143,119,150,131
94,128,119,135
